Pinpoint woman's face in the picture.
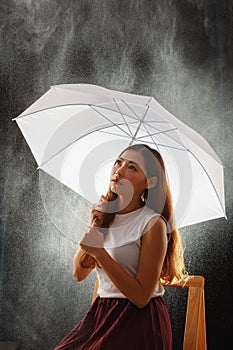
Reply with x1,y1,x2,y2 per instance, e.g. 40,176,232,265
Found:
110,149,148,199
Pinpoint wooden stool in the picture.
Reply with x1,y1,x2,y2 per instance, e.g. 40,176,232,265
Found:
92,275,207,350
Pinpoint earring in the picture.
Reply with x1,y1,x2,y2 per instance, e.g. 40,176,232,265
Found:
141,189,148,203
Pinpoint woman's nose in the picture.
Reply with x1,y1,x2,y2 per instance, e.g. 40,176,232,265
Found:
116,165,125,176
116,169,121,176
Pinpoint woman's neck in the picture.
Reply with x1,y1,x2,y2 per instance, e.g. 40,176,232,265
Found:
117,197,144,214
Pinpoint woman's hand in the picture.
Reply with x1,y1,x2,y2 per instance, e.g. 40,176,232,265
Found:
76,195,107,274
80,226,104,258
90,195,107,227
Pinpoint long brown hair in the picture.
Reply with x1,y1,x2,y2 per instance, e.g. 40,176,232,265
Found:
81,144,187,283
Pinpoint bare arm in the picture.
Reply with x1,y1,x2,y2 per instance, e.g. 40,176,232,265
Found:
73,248,94,281
73,197,106,282
81,216,167,308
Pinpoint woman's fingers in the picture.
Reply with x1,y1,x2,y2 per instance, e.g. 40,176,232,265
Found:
92,200,107,212
80,228,104,248
91,209,104,226
90,196,107,226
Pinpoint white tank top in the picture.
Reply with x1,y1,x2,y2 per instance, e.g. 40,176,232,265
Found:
96,206,166,298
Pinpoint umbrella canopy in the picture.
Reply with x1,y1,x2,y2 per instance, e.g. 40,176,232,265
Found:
13,84,226,228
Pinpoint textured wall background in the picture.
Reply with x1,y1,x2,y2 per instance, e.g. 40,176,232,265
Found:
0,1,233,349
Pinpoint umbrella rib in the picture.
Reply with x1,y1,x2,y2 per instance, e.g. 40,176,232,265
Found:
37,123,131,169
120,100,150,144
140,123,173,187
118,101,187,151
145,97,153,106
140,123,171,184
121,100,170,124
113,99,133,136
39,132,187,171
136,140,189,152
13,102,169,126
130,105,150,144
12,104,140,122
98,130,132,139
136,105,189,151
121,100,141,119
145,120,170,124
121,100,171,145
99,121,139,137
143,115,189,151
188,149,226,217
136,127,178,140
89,105,132,138
142,122,171,188
141,122,162,150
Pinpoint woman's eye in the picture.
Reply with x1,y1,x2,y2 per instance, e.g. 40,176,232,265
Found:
114,159,121,165
129,165,136,171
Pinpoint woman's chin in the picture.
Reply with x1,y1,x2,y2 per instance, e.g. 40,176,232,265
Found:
110,183,119,194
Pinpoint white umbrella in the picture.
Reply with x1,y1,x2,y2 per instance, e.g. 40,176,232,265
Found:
13,84,226,229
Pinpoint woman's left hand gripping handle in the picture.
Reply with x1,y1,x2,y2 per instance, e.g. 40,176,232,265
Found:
80,196,107,260
90,195,107,227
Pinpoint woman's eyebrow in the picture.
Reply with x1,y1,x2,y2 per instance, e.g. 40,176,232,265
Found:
118,157,139,166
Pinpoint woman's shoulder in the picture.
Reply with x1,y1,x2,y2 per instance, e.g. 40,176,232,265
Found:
142,206,165,221
143,207,171,241
142,206,169,232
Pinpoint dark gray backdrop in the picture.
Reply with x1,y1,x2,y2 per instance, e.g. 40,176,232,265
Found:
1,1,233,349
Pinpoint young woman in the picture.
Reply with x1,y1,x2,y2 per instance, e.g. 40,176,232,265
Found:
54,144,187,350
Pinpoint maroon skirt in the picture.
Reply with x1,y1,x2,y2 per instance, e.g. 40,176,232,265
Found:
54,296,172,350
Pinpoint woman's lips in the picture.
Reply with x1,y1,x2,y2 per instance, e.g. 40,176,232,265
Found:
111,179,121,184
